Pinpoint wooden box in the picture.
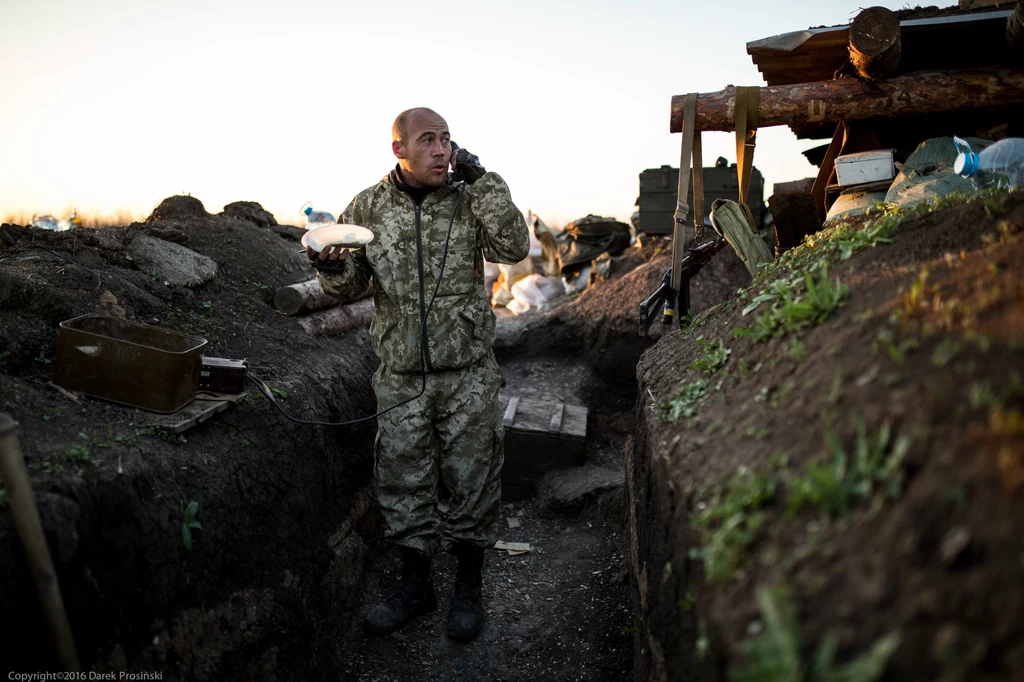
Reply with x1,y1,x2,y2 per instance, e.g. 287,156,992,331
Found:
636,164,765,235
499,394,588,501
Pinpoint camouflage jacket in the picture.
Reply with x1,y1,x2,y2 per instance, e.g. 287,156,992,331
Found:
317,171,530,374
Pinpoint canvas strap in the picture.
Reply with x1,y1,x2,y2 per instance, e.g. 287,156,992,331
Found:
734,85,760,231
671,93,699,291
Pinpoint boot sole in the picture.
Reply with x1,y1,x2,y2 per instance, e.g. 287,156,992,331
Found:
362,586,438,636
445,624,482,642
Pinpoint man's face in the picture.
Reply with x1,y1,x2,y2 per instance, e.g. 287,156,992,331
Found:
393,111,451,188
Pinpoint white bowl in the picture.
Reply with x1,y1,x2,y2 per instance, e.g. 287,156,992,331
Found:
301,224,375,252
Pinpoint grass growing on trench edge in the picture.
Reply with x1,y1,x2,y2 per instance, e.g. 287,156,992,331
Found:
733,586,900,682
690,415,910,583
730,188,1016,340
656,191,1006,421
735,265,849,343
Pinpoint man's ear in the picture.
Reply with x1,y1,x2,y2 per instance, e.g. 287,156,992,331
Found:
392,140,404,159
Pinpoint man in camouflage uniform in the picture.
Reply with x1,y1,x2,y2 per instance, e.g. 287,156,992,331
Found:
308,107,529,641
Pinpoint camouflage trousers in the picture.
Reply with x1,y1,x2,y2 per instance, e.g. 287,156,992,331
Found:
372,353,504,557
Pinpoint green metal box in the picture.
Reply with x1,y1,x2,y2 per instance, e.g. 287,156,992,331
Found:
53,314,207,414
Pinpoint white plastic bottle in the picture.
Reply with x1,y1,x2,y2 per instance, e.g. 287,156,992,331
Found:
954,137,1024,190
300,201,335,229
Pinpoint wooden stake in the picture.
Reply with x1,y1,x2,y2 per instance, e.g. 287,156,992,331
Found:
0,414,80,670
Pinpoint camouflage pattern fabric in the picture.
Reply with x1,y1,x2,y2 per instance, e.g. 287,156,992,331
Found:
318,171,530,374
373,353,504,555
317,168,528,555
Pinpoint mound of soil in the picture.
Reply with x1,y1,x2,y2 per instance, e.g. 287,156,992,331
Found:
221,201,278,229
0,199,383,676
146,195,211,223
628,191,1024,681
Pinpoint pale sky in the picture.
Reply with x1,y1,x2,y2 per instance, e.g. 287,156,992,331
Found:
0,0,910,228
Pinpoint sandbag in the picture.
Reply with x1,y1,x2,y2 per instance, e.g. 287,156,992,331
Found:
546,215,631,274
884,137,994,209
710,198,773,277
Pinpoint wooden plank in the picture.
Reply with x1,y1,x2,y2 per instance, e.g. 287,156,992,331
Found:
146,397,231,434
548,403,565,434
502,396,520,429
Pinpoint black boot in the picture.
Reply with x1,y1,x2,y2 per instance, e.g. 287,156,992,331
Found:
364,547,437,635
446,543,485,641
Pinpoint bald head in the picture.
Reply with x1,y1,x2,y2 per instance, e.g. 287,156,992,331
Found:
392,107,445,144
391,108,452,188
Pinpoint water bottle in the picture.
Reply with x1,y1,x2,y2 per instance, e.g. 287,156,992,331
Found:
300,201,335,229
954,137,1024,190
30,214,62,231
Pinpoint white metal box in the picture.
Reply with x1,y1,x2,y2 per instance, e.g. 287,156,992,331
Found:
834,150,896,186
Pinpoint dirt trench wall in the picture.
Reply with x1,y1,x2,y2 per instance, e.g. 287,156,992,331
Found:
495,241,751,397
0,207,387,677
627,192,1024,682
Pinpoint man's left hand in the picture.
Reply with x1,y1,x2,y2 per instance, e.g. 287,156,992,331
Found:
451,147,486,184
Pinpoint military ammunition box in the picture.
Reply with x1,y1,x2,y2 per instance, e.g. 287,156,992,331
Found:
499,394,588,501
636,164,765,235
54,314,207,414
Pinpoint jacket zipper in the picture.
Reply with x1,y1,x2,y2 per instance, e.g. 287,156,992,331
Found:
414,204,435,372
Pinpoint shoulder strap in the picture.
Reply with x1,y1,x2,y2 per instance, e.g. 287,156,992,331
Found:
671,93,699,291
734,86,760,230
692,131,704,243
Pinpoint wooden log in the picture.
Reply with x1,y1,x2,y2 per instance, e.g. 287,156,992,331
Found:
274,278,339,316
961,0,1010,9
297,298,374,336
0,414,80,671
849,6,901,79
1009,1,1024,51
669,66,1024,133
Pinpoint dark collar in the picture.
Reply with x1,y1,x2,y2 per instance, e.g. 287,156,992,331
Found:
390,165,443,206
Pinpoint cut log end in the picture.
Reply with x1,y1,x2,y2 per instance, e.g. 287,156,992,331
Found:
274,278,340,316
849,6,902,79
1009,1,1024,51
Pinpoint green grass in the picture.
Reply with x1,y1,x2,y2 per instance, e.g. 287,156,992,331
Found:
660,379,709,423
733,587,900,682
874,329,918,365
180,500,202,551
736,265,848,343
694,456,783,581
687,337,732,374
787,338,807,363
693,416,911,582
786,418,910,519
63,443,91,463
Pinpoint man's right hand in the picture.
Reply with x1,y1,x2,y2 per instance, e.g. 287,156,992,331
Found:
306,244,349,262
306,244,349,273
